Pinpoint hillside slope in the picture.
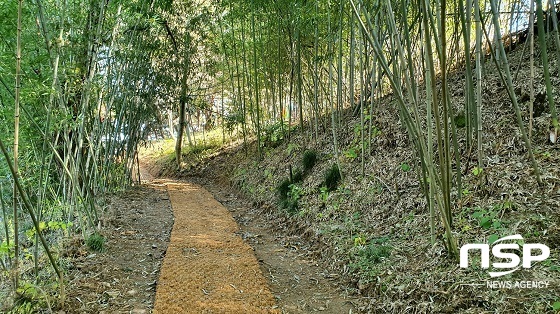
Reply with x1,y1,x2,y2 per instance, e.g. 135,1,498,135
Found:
149,35,560,313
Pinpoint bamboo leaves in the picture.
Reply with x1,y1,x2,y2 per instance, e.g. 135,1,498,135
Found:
0,0,169,304
2,0,559,300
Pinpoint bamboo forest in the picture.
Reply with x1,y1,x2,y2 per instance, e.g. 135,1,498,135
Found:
0,0,559,312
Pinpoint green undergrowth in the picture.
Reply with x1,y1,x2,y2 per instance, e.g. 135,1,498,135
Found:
152,97,560,313
86,233,106,252
219,112,560,313
139,114,560,313
302,150,317,171
350,236,392,280
0,203,83,312
324,164,341,191
140,127,236,174
273,149,319,215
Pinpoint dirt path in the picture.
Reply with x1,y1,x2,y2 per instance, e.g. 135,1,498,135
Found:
64,183,173,314
198,180,359,314
152,181,279,313
65,161,358,313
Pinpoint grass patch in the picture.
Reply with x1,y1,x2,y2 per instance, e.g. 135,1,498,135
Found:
86,233,106,252
277,179,291,200
277,182,302,215
358,241,391,264
279,198,298,215
184,141,220,157
324,164,341,191
350,237,392,280
302,150,317,171
292,168,303,183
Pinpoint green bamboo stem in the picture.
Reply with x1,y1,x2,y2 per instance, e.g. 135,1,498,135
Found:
0,136,63,283
351,0,458,258
535,0,559,133
13,0,23,291
486,0,542,184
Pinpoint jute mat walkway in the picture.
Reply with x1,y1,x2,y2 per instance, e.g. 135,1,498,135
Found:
153,181,279,313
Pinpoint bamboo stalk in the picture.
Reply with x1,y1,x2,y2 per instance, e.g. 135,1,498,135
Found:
529,0,535,141
13,0,23,291
487,0,542,184
0,185,11,270
331,0,343,182
351,0,459,258
474,0,484,175
0,136,63,282
535,0,560,135
251,4,262,159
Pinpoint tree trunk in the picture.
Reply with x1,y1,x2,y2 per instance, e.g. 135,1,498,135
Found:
175,47,190,167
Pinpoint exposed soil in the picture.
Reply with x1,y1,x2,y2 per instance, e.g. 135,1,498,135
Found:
63,183,173,314
194,177,359,313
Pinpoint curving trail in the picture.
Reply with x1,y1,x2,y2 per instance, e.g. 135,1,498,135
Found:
153,181,279,313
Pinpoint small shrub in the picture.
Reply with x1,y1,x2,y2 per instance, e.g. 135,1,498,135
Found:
280,198,298,215
224,111,245,133
292,169,303,183
471,206,503,230
287,184,302,200
324,164,341,191
279,183,302,215
472,167,483,176
277,179,291,200
454,113,466,128
344,147,358,159
354,235,367,246
262,122,287,148
319,187,329,202
400,162,411,172
360,242,392,264
302,150,317,171
10,299,36,314
86,233,106,252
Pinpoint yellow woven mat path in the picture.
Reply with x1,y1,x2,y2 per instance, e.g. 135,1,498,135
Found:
153,181,279,313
